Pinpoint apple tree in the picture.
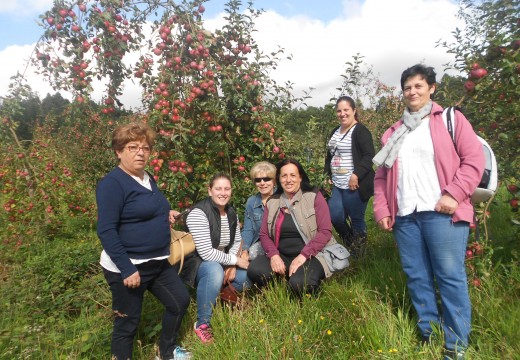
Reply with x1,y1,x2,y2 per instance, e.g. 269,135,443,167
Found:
438,0,519,221
33,0,296,212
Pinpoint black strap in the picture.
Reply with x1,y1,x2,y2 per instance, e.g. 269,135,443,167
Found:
446,107,454,143
331,125,355,156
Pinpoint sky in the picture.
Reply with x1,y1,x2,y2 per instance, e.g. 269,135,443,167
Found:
0,0,463,108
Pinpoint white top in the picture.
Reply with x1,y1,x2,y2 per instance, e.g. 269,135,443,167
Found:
397,117,442,216
100,171,168,274
328,125,356,189
186,208,241,265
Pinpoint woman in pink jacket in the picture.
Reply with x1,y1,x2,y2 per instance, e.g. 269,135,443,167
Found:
373,64,484,360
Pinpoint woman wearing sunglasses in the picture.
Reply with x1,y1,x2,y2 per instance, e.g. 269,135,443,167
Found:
241,161,277,261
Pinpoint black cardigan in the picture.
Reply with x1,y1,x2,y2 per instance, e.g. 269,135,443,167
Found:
324,123,375,202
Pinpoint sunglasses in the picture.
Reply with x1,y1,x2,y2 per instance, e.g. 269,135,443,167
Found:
254,177,272,183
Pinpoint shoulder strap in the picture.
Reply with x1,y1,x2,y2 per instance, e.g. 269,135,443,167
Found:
442,106,457,146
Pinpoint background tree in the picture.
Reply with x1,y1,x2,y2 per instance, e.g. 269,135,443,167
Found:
438,0,520,219
33,0,301,213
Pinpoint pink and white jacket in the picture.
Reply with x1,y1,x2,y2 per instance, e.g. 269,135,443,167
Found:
373,102,485,226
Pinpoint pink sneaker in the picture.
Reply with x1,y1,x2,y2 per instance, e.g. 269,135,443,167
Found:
194,322,214,343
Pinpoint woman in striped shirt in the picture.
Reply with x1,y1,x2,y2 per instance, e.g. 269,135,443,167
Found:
325,95,375,257
186,173,249,343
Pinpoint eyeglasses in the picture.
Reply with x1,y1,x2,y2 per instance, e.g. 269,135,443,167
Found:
126,145,151,153
254,177,272,183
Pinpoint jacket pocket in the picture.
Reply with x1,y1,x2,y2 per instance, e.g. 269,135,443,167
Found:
303,208,317,234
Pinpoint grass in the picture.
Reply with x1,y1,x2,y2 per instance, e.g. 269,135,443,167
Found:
1,189,519,359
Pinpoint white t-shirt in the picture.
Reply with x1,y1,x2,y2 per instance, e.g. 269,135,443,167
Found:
397,117,442,216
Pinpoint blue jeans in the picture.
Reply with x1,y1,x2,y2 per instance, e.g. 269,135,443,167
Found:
195,261,249,327
103,259,190,360
328,186,368,241
394,211,470,351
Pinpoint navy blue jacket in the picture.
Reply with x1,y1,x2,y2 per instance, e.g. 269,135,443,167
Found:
96,167,171,278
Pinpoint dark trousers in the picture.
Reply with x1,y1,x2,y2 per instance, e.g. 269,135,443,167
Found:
103,259,190,360
247,253,325,297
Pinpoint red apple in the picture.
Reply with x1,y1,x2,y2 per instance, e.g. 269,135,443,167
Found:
470,68,488,79
510,198,519,209
464,81,475,92
507,184,518,194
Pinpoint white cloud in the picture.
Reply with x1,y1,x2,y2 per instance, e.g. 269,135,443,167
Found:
0,0,464,108
250,0,463,106
0,45,57,98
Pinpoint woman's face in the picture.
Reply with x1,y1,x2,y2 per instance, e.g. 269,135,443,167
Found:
253,171,275,197
336,100,356,129
208,177,232,210
403,74,435,112
116,138,150,177
279,163,302,196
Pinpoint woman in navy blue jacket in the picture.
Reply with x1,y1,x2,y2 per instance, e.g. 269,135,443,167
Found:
96,123,191,360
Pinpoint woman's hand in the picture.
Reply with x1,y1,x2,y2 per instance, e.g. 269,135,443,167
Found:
236,256,249,270
348,174,359,190
240,250,250,261
169,210,180,225
123,271,141,288
288,254,306,277
223,266,237,284
270,254,285,275
434,194,458,215
377,216,393,232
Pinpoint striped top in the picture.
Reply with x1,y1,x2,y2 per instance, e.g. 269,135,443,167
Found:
327,125,356,189
186,208,241,265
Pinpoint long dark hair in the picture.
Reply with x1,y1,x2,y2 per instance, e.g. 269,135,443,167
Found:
274,158,316,195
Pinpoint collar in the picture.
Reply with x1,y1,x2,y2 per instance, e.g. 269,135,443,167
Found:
280,189,303,208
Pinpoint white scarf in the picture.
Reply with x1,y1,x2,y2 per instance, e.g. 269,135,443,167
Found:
373,101,433,168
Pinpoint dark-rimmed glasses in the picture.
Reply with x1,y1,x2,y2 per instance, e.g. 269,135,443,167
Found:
126,145,151,153
254,177,272,183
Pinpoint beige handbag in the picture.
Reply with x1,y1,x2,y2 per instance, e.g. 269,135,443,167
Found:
168,230,196,273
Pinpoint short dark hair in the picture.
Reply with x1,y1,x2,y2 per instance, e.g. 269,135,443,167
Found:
400,64,437,90
274,158,316,194
335,95,359,121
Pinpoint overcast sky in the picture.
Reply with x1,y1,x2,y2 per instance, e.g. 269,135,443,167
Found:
0,0,463,108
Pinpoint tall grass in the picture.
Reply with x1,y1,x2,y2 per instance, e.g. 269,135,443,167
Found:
1,190,519,359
